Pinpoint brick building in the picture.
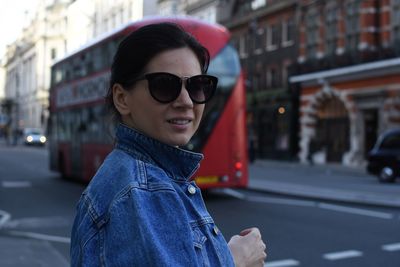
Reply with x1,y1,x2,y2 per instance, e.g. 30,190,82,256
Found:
218,0,299,160
290,0,400,165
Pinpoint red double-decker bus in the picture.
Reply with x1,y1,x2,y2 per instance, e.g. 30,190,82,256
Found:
48,17,248,189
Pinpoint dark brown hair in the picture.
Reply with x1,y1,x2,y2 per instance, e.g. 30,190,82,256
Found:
105,22,211,122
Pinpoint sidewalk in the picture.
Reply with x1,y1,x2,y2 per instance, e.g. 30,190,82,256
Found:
248,160,400,208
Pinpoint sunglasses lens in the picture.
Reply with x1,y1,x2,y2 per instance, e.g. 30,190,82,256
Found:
145,73,217,104
187,75,217,104
147,73,181,103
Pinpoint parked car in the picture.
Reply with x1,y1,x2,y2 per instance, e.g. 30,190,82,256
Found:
23,128,47,146
367,128,400,183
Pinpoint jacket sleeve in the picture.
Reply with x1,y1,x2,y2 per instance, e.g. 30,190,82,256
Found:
101,188,200,267
70,198,104,267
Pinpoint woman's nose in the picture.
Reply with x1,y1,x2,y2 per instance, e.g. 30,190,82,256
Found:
172,84,193,108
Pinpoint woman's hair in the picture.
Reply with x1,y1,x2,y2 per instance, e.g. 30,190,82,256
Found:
105,22,211,122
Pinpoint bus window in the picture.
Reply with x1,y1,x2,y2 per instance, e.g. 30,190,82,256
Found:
207,44,241,91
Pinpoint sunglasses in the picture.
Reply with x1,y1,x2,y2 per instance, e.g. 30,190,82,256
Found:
135,72,218,104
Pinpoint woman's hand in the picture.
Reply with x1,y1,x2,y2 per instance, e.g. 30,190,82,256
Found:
228,227,267,267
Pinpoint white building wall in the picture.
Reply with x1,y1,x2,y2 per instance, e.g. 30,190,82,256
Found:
3,0,70,130
0,65,5,100
185,0,218,23
91,0,158,39
66,0,95,53
158,0,185,16
3,0,159,132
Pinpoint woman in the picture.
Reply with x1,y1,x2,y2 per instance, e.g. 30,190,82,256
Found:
71,22,266,267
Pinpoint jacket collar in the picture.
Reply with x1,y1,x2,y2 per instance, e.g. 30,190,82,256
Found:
114,123,203,181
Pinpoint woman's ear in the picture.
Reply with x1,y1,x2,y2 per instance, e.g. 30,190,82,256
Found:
112,84,130,115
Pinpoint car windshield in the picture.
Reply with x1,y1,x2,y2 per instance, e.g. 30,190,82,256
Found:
380,133,400,149
25,129,43,135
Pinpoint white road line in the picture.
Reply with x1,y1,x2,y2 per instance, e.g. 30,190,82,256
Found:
247,195,316,207
0,209,11,228
317,203,394,219
8,230,71,244
382,242,400,252
3,216,70,229
323,250,363,260
264,259,300,267
218,188,246,199
1,180,32,188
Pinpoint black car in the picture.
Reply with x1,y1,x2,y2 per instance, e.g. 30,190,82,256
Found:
367,128,400,183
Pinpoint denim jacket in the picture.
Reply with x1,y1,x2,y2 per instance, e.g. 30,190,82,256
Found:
70,123,235,267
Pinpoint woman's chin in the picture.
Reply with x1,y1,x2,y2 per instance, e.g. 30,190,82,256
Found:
164,136,191,147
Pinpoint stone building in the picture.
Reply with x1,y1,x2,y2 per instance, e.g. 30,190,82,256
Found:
3,0,71,131
1,0,158,133
290,0,400,165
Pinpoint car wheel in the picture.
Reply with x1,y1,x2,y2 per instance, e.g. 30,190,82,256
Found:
378,167,396,183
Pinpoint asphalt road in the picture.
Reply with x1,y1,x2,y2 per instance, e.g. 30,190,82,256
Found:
0,144,399,266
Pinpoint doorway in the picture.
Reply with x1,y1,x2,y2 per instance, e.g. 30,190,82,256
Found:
314,96,350,162
363,109,378,156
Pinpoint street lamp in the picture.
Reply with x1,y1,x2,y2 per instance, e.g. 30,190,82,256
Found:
13,64,20,146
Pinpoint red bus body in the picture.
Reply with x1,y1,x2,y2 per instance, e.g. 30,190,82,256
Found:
49,17,248,189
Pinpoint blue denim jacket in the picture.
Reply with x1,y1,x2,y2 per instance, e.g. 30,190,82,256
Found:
70,123,235,266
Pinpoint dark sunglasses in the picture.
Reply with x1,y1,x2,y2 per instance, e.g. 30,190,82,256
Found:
135,72,218,104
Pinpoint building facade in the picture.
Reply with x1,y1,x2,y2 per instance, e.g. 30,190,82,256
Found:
91,0,157,38
290,0,400,166
218,0,299,160
185,0,219,22
158,0,186,15
66,0,158,53
1,0,158,134
3,0,71,131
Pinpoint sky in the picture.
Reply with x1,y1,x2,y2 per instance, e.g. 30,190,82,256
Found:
0,0,39,57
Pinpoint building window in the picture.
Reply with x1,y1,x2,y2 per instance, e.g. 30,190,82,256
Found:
282,18,294,47
266,23,279,51
239,33,249,58
51,48,57,60
253,74,261,91
251,0,266,10
281,63,291,86
253,28,264,54
345,0,360,51
305,8,319,59
325,5,338,55
267,67,280,88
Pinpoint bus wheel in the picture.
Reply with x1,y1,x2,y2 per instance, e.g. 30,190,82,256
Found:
378,167,396,183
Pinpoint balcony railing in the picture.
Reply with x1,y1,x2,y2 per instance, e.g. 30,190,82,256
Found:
290,45,400,75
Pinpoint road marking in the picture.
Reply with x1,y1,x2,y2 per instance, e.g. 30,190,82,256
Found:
1,180,32,188
218,189,395,220
3,216,70,229
217,188,246,199
247,195,316,207
8,230,71,244
382,242,400,252
323,250,363,260
264,259,300,267
317,203,394,219
0,209,11,228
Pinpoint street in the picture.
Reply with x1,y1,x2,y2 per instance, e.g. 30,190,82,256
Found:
0,145,399,266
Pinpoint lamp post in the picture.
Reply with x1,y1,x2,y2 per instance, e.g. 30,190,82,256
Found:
13,63,20,146
247,18,259,160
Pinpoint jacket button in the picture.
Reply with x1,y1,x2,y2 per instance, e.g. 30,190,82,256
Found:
213,226,219,235
188,185,196,194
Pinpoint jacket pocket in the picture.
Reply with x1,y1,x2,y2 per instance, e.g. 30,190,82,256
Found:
192,228,210,267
